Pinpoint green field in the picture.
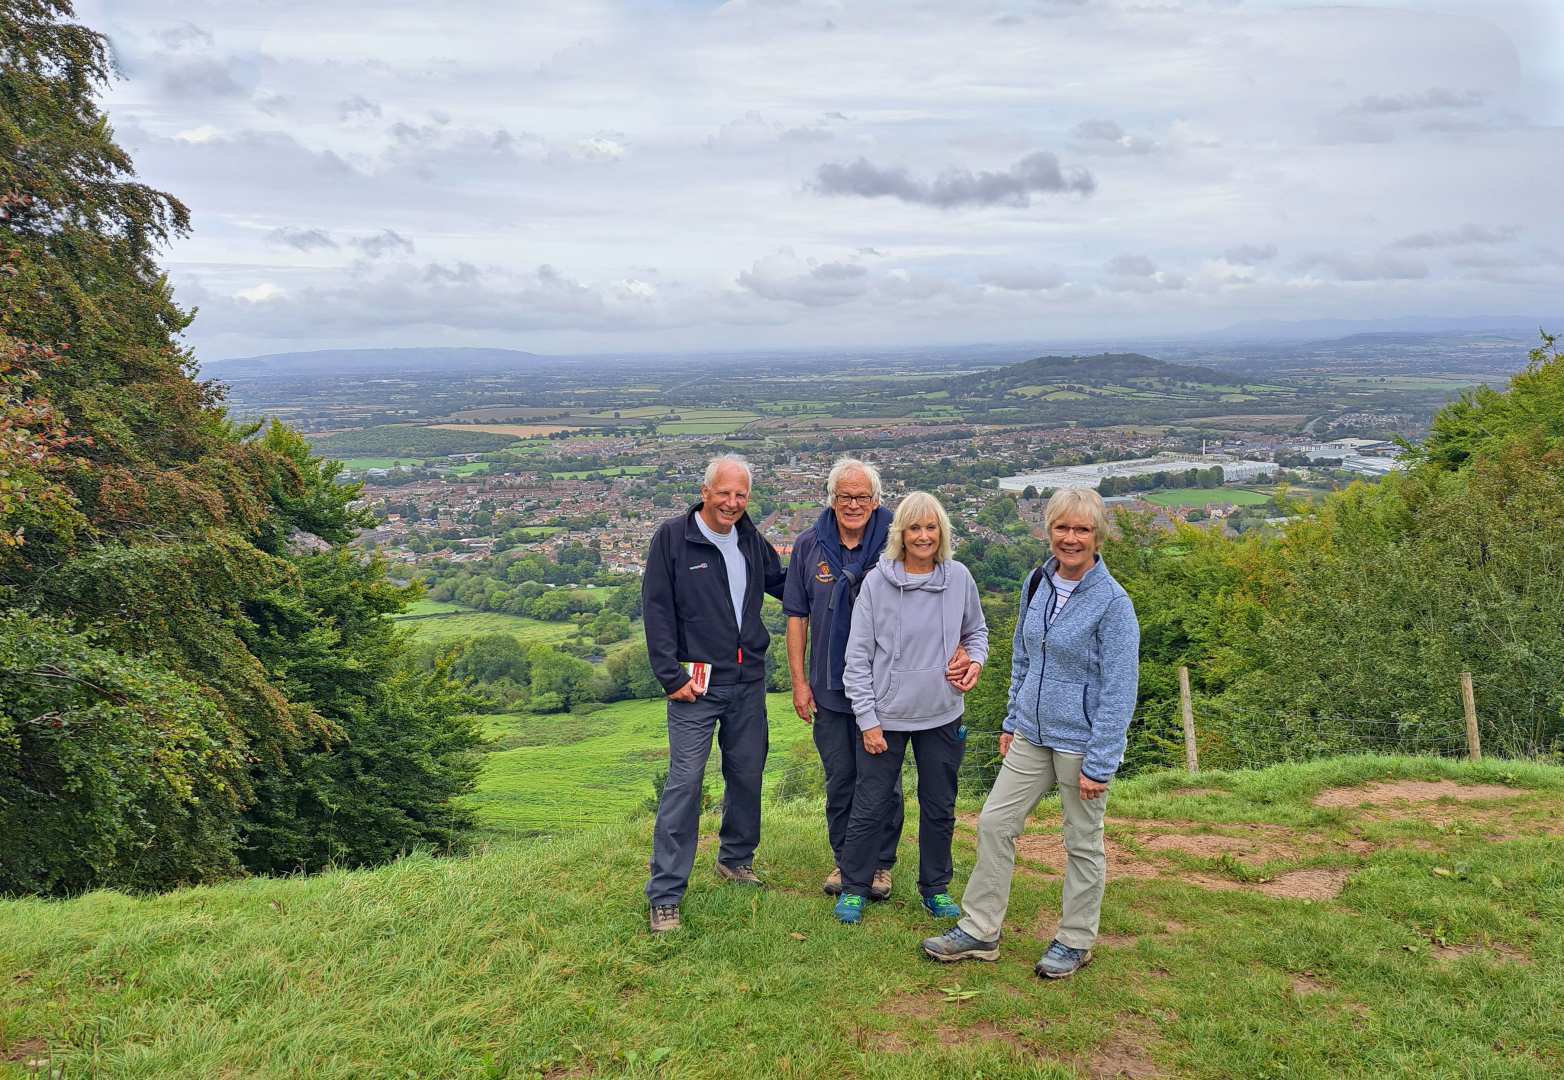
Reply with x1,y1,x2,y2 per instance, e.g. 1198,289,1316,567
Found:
4,755,1560,1077
448,461,491,477
657,419,755,435
550,465,655,479
398,608,582,646
1144,487,1271,508
466,694,800,838
389,599,467,620
336,456,418,471
509,526,563,540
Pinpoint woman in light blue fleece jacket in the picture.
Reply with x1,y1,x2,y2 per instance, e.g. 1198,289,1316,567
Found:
835,491,988,924
922,487,1140,979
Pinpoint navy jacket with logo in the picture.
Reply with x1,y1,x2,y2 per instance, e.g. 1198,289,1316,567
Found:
642,503,786,695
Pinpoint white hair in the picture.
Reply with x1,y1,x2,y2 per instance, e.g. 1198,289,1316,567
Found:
825,457,883,504
702,454,752,489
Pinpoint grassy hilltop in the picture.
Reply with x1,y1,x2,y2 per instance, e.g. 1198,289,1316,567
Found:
3,754,1561,1079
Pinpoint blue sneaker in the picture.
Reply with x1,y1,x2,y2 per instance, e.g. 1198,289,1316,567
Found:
921,926,1000,962
922,892,962,919
1035,939,1093,979
834,894,864,924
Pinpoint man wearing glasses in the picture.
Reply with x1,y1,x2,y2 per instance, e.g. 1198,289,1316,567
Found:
784,458,969,900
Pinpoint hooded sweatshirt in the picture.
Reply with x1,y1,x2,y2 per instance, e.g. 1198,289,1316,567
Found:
843,557,989,733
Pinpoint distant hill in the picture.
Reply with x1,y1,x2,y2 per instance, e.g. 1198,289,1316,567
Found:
204,347,549,377
967,351,1242,392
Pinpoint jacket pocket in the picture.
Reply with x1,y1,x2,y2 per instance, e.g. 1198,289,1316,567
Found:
1039,677,1089,731
878,666,957,720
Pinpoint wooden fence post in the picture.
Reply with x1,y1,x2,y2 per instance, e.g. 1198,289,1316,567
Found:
1459,672,1481,762
1179,665,1198,773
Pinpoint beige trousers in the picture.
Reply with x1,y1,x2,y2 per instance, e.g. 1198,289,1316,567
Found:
957,737,1107,950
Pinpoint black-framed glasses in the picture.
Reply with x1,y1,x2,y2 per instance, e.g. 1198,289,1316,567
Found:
835,494,874,506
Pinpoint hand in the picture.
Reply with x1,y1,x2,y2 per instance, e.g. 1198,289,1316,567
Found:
862,726,888,755
1078,773,1108,801
792,684,816,724
945,646,971,685
667,679,700,703
999,732,1014,757
952,661,982,693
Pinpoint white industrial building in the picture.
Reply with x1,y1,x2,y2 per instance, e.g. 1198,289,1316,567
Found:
997,454,1274,493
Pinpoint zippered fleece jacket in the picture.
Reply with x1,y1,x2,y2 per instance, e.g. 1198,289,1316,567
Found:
642,503,786,695
1005,555,1140,783
844,557,989,733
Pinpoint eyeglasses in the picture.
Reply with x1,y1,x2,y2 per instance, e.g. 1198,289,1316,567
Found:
835,494,875,506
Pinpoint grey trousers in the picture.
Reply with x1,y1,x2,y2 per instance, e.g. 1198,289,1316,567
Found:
645,679,769,907
957,737,1107,950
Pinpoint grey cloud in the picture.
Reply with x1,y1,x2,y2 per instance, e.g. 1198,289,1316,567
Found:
813,151,1094,208
353,230,416,258
1104,254,1183,292
160,59,246,99
338,95,383,122
155,23,214,51
1072,119,1156,155
268,227,337,251
737,251,869,307
1105,254,1156,277
981,265,1066,291
1224,243,1277,265
1391,224,1519,249
1295,253,1428,281
1354,88,1484,114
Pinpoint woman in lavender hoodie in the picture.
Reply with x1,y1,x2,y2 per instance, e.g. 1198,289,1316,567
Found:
835,491,988,924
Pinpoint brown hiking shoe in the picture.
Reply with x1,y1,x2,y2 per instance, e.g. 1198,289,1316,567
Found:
822,867,844,895
649,904,681,933
715,862,764,886
870,868,893,901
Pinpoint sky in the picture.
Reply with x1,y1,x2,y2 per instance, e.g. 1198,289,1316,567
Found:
78,0,1564,361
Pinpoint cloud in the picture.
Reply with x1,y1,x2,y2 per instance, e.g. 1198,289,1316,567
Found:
575,135,627,161
1391,224,1520,249
1223,243,1277,265
736,249,869,306
155,23,214,51
1072,119,1157,155
1103,254,1184,292
235,282,283,303
1294,253,1429,281
352,229,415,258
812,152,1095,208
1353,88,1484,114
338,95,382,122
980,265,1066,291
268,227,338,251
159,59,247,100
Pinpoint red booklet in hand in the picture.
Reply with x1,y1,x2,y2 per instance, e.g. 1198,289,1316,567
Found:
681,660,711,695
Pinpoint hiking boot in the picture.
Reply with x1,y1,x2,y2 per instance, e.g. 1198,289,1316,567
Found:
921,926,1000,963
1035,939,1093,979
869,868,893,901
822,867,844,895
715,863,763,887
922,892,961,919
649,904,681,934
834,894,864,924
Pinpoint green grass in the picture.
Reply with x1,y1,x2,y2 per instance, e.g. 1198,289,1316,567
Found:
389,599,466,619
1144,487,1271,508
657,419,754,435
550,465,655,480
465,695,800,839
335,456,418,471
399,609,582,647
448,461,491,477
2,755,1560,1077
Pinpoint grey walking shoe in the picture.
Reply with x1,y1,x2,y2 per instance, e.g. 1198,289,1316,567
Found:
869,867,893,901
1034,939,1093,979
649,904,681,933
822,867,844,895
716,862,764,886
921,926,1000,963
